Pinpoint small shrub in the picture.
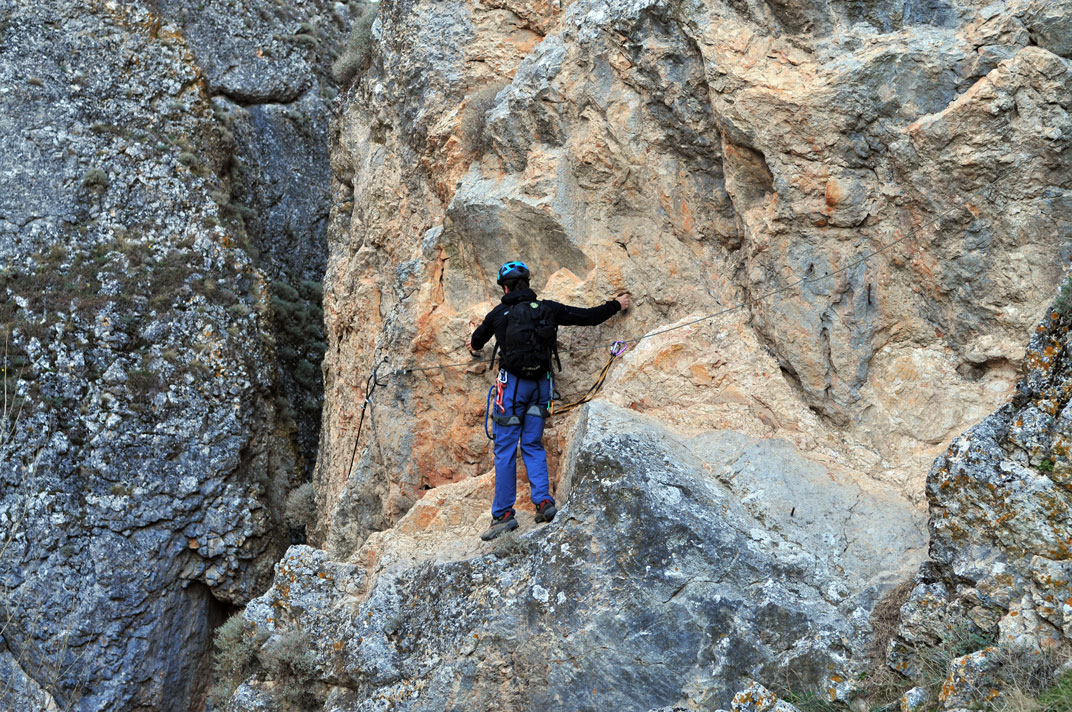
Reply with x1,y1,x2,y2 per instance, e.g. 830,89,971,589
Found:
331,4,377,86
298,280,323,301
295,359,319,389
273,281,300,303
127,367,159,396
1038,458,1056,473
81,167,109,190
262,628,322,710
176,152,199,168
209,614,265,709
287,32,318,47
284,482,316,529
1056,275,1072,317
458,81,507,157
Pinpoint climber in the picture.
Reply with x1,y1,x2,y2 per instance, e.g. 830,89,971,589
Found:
467,260,631,541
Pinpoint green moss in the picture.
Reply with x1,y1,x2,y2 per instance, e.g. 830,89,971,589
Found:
1039,458,1056,473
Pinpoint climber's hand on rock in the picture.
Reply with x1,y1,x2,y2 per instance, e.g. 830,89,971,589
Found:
616,293,632,311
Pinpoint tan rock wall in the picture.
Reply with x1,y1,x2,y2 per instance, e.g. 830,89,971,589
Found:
316,0,1072,556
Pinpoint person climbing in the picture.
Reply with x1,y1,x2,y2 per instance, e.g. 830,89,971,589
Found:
467,260,631,541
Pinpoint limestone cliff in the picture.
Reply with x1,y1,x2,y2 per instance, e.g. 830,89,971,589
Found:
0,0,348,709
317,0,1072,557
225,0,1072,708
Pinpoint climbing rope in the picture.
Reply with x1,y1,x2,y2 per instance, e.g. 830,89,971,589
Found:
344,357,388,481
548,340,628,416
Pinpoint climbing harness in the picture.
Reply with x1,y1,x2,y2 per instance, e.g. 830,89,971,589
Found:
479,339,627,434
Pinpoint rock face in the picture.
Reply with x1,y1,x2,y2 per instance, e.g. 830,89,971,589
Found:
156,0,347,471
890,293,1072,696
238,0,1072,706
236,402,924,710
0,0,345,709
317,0,1072,559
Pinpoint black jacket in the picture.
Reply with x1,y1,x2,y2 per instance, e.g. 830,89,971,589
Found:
470,287,622,353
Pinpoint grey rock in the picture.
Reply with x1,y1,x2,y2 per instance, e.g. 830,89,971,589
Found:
0,643,59,711
901,686,932,712
236,402,923,710
153,0,346,473
0,0,343,709
892,292,1072,675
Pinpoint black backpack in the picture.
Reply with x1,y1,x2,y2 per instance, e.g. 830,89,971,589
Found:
495,300,561,378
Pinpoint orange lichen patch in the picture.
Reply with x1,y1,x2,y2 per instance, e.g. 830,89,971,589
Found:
824,180,844,208
333,640,344,652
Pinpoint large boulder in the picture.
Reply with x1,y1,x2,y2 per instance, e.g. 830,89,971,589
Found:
890,289,1072,697
231,401,924,709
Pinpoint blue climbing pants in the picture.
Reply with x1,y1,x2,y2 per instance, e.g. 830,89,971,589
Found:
491,371,554,518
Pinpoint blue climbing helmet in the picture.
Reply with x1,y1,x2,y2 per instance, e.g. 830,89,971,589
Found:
496,260,530,286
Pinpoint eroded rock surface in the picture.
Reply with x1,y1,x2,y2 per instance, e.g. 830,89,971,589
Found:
251,0,1072,706
0,0,344,709
235,402,924,710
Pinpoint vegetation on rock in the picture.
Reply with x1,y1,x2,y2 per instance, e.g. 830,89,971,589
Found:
209,614,266,709
331,2,377,86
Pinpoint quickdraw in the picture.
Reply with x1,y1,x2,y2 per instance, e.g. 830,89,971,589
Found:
485,369,510,440
494,369,507,414
549,340,628,417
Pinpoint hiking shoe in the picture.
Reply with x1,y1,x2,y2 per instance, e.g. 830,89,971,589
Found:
480,511,519,541
534,500,557,523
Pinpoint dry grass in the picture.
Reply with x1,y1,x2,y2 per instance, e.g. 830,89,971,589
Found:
870,579,915,664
